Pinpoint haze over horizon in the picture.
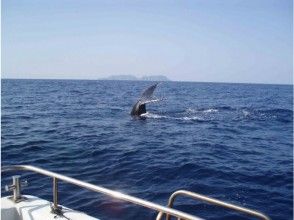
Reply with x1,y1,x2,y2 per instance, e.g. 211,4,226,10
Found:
2,0,293,84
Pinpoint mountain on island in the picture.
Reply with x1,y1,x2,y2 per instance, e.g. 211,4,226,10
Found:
103,75,170,81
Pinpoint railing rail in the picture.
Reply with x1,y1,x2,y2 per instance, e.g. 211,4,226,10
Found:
2,165,202,220
156,190,270,220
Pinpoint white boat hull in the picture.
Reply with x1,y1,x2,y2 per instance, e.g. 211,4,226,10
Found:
1,195,99,220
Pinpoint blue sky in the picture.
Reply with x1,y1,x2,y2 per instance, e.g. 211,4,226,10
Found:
2,0,293,84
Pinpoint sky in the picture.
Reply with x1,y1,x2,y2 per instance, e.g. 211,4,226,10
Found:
2,0,293,84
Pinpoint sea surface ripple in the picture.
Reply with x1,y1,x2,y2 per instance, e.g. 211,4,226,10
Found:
1,79,293,220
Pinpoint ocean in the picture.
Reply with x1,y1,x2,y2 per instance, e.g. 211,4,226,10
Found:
1,79,293,219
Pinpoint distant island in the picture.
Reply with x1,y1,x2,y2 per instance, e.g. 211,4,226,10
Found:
102,75,170,81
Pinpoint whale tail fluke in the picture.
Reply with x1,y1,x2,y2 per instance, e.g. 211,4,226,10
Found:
131,83,160,116
140,83,158,103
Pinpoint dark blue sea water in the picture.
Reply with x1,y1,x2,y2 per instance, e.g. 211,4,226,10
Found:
1,79,293,220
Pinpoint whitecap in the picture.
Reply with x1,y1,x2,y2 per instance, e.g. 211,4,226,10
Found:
242,110,250,117
186,108,218,113
179,116,203,121
203,109,218,113
186,108,197,113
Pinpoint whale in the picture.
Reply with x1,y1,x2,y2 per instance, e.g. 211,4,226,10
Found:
131,83,160,116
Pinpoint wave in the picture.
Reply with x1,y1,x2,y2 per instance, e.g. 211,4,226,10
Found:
239,108,293,122
203,109,219,113
257,108,293,114
242,110,251,117
186,108,218,114
142,112,205,122
143,106,292,123
178,116,205,121
186,106,235,113
186,107,292,116
141,112,168,119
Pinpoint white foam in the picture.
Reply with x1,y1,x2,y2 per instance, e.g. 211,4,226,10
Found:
142,112,168,119
203,109,218,113
186,108,197,113
186,108,218,113
242,110,250,117
179,116,203,121
142,112,204,121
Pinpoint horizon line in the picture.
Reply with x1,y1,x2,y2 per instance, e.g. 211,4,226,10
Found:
1,77,293,86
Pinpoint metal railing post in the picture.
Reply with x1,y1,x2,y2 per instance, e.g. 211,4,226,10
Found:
53,177,58,209
12,175,21,201
52,177,62,215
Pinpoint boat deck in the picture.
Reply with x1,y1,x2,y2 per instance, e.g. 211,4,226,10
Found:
2,195,98,220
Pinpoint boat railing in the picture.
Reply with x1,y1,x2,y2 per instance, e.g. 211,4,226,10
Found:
2,165,270,220
155,190,270,220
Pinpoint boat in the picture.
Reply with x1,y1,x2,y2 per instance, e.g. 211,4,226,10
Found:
1,165,270,220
